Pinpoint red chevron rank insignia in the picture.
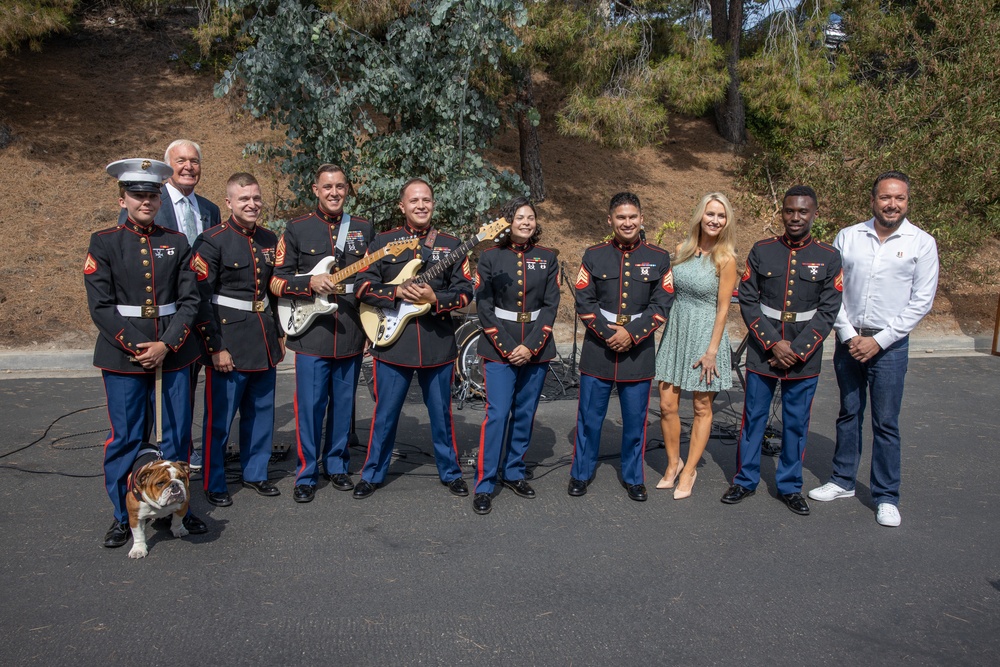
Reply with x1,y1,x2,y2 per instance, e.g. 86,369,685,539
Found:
274,237,286,266
83,253,98,275
191,253,209,281
662,269,674,293
461,258,473,281
741,260,751,281
575,266,590,289
834,268,844,292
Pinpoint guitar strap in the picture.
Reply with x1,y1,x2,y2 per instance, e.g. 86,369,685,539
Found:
334,214,351,264
423,228,438,250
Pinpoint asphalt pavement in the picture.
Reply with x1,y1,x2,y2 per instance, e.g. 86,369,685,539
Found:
1,350,998,665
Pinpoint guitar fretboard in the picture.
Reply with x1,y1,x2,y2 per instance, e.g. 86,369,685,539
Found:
414,237,479,285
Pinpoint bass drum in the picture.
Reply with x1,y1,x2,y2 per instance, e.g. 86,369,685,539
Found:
455,320,485,398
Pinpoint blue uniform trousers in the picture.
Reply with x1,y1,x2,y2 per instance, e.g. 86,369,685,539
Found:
733,370,819,494
361,360,463,485
293,353,361,486
571,374,651,486
831,336,909,506
202,366,276,493
474,360,548,494
102,368,191,523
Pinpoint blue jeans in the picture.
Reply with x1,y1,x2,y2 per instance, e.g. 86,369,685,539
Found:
830,336,909,505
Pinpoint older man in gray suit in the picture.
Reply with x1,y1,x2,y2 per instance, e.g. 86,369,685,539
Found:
117,139,221,239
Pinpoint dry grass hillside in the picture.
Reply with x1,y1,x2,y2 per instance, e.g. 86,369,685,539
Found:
0,9,995,351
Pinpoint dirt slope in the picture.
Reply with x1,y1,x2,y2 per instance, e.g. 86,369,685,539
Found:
0,11,994,351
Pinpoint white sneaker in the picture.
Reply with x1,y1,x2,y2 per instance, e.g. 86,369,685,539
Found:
876,503,901,527
808,482,855,502
189,450,203,471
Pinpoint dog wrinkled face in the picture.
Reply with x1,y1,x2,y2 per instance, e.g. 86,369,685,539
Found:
142,461,190,507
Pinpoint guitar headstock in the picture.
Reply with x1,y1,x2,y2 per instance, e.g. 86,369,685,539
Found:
474,217,511,245
386,236,422,256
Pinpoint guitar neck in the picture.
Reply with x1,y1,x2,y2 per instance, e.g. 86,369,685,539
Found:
414,237,478,285
328,245,394,283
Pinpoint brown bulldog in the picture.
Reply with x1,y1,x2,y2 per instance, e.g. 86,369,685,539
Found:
125,449,191,559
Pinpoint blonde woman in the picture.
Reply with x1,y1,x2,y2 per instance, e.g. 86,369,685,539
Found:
655,193,738,499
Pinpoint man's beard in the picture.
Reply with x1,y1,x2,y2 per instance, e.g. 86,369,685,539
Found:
874,209,905,229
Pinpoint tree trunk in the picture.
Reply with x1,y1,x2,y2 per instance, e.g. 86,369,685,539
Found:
709,0,746,145
515,67,545,202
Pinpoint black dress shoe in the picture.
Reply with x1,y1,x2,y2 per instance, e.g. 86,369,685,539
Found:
205,490,233,507
353,480,377,499
473,493,492,515
324,473,355,491
623,483,648,502
242,479,280,497
502,478,536,499
103,520,130,548
183,513,208,534
721,484,756,504
293,485,316,503
445,478,469,497
780,492,811,515
568,478,588,497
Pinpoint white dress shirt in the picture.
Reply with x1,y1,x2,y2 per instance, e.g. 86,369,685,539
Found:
833,218,939,348
164,182,204,236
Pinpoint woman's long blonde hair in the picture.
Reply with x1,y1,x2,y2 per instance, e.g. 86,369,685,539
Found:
673,192,737,275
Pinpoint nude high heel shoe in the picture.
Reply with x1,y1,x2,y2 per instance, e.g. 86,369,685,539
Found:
673,469,697,499
656,460,684,489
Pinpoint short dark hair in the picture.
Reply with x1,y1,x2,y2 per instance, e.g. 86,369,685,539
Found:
399,178,433,201
871,171,910,198
227,172,259,189
784,185,818,208
609,191,641,213
498,196,541,247
316,163,347,183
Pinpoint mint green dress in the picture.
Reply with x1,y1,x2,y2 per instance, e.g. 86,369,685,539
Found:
655,254,732,392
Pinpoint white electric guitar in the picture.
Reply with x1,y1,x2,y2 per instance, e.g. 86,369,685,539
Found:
277,237,421,336
359,218,511,347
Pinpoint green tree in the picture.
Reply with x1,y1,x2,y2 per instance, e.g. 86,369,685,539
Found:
747,0,1000,260
217,0,529,232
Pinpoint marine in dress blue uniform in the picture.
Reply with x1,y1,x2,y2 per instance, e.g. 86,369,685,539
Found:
569,193,674,502
193,173,284,507
472,198,560,515
269,165,374,503
353,179,473,499
86,158,207,548
722,186,843,515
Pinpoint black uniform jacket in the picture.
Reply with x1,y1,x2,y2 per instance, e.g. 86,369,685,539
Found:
269,209,373,358
476,243,560,363
356,223,474,368
575,238,674,382
739,234,843,379
193,219,284,371
84,219,201,373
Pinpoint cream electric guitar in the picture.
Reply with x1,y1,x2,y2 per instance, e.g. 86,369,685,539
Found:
277,237,420,336
360,218,511,347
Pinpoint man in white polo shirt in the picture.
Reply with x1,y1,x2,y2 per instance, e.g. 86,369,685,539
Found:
808,171,939,527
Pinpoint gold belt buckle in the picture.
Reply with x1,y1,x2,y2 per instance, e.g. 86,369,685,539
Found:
781,311,795,323
516,312,531,323
616,315,630,326
141,305,157,318
253,300,266,312
332,284,347,295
